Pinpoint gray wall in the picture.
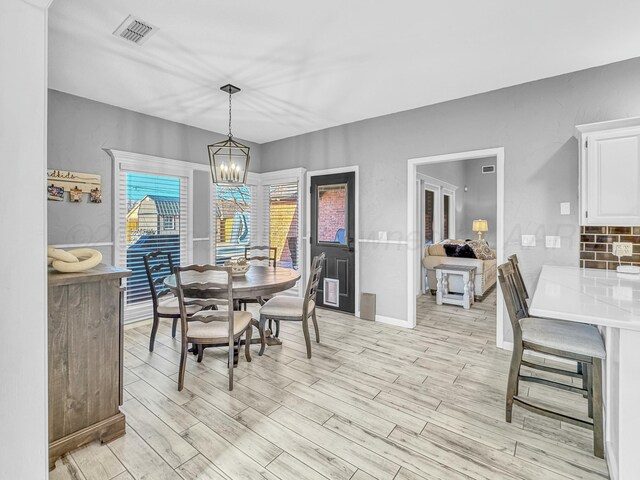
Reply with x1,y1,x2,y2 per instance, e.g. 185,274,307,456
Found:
47,90,261,263
260,56,640,327
417,157,498,246
461,157,497,246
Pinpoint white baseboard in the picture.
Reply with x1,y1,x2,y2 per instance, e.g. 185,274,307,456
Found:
375,314,412,328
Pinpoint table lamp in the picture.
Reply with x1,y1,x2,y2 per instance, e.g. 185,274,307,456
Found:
472,219,489,240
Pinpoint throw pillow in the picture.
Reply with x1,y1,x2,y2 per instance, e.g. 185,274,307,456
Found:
466,239,496,260
444,243,477,258
454,244,476,258
443,244,459,257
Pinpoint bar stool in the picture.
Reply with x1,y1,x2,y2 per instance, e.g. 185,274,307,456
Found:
508,254,589,393
498,261,605,458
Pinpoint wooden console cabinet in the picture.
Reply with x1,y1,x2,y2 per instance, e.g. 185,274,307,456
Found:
48,264,131,469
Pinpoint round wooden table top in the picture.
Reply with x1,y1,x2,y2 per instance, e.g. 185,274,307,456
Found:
163,265,301,299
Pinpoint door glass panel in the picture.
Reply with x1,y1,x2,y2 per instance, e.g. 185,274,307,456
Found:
424,189,435,245
317,183,347,244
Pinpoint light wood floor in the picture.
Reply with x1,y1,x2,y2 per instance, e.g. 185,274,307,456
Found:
52,290,609,480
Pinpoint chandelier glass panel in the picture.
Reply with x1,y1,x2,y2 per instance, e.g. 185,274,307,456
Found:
208,84,250,185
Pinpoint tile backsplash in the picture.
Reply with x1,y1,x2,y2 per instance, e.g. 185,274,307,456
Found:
580,226,640,269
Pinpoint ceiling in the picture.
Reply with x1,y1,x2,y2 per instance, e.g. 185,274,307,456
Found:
49,1,640,144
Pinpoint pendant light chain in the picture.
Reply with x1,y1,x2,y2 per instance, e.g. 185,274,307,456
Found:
228,92,233,138
207,83,250,185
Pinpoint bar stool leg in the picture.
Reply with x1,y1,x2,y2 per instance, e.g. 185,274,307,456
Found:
592,357,604,458
506,343,523,423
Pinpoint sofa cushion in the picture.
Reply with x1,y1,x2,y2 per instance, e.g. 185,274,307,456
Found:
427,244,447,256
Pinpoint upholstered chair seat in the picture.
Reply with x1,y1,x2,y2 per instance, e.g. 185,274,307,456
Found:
156,297,202,316
187,310,253,341
520,317,606,359
260,297,315,319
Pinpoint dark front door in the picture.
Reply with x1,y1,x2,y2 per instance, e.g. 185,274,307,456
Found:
310,172,355,313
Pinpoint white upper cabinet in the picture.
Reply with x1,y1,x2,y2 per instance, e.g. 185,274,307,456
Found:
575,117,640,226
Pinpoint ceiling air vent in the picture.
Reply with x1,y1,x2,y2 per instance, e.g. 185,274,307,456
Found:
113,15,157,45
482,165,496,174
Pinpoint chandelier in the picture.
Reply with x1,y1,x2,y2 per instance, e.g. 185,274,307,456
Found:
208,84,250,185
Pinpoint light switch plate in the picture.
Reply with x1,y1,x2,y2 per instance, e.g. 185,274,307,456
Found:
560,202,571,215
545,236,561,248
378,231,387,241
521,235,536,247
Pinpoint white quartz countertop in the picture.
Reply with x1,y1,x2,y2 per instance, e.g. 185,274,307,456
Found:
529,265,640,331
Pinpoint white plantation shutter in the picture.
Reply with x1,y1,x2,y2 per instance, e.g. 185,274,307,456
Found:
259,180,301,294
115,169,189,322
213,184,258,264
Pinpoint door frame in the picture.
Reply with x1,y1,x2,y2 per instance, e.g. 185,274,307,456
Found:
417,174,458,294
306,166,360,316
406,147,506,348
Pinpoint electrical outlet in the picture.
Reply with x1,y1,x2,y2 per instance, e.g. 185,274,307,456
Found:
613,242,633,258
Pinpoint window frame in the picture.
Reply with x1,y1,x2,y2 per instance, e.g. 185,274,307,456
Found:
257,168,306,295
110,150,197,322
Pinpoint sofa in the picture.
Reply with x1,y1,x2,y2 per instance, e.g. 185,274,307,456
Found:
422,240,497,297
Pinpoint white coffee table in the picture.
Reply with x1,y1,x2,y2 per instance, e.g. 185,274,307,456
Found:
434,264,477,309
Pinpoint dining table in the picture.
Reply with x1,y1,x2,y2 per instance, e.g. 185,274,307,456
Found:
529,265,640,480
163,265,301,353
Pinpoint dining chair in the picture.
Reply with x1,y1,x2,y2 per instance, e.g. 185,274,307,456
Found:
143,251,204,352
258,252,325,358
174,264,258,391
498,261,605,457
238,245,277,311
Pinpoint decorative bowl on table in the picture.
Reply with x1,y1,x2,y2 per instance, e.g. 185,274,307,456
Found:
224,257,250,276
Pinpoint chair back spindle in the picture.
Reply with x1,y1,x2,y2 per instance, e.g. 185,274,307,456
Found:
244,245,277,267
507,254,529,307
497,262,529,344
304,252,325,316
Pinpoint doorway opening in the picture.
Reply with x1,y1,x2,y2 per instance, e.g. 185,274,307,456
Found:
406,148,505,348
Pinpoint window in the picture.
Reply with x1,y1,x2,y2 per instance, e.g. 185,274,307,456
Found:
213,184,256,265
443,193,450,239
424,189,435,244
267,182,299,269
420,176,456,246
162,216,175,231
116,170,189,321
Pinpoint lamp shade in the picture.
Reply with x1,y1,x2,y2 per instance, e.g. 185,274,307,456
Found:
472,219,489,232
